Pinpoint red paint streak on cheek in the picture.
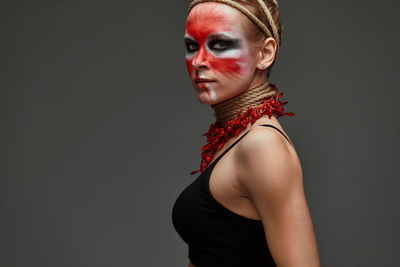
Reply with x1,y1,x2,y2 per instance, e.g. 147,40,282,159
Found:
210,57,243,76
186,58,195,76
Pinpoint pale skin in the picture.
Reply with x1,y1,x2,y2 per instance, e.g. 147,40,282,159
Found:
185,3,321,267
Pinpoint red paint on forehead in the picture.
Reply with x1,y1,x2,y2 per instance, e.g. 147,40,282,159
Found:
186,4,235,42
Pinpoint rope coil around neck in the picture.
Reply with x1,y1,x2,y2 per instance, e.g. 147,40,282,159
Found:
188,0,280,48
211,82,278,125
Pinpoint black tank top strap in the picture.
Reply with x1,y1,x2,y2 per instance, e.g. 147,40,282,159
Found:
209,129,252,168
259,124,291,144
209,124,291,171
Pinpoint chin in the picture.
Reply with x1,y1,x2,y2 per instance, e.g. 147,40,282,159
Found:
197,96,213,106
197,93,218,106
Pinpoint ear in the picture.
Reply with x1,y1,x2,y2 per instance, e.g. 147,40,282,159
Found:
256,37,277,70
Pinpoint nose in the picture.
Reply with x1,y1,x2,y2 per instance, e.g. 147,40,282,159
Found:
192,46,210,70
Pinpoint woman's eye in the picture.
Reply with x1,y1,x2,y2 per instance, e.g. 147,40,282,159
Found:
185,42,199,53
210,40,230,51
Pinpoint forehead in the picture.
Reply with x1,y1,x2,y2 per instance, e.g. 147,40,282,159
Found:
186,3,243,36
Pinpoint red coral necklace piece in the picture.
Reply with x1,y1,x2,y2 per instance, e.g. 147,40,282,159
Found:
190,92,294,175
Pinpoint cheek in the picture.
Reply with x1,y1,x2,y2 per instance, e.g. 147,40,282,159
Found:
210,57,242,75
211,53,253,78
184,44,254,78
186,55,245,77
186,58,195,76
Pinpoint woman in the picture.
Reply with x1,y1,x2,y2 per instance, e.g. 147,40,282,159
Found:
172,0,321,266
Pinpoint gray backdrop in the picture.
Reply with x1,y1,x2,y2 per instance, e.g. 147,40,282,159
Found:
1,0,399,266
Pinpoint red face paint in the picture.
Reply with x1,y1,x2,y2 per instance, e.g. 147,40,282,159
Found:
185,3,250,78
184,3,257,105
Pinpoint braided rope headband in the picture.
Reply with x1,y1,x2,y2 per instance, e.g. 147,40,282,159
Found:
188,0,280,48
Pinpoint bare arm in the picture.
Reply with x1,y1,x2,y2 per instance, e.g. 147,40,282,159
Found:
235,128,321,267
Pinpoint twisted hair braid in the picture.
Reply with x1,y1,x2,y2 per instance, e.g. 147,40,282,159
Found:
188,0,281,48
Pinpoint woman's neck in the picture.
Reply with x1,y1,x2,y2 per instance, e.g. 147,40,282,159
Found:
211,82,278,125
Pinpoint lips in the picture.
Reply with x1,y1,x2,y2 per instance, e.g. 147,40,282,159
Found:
195,79,216,83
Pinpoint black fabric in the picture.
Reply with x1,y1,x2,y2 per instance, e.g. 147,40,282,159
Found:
172,124,290,267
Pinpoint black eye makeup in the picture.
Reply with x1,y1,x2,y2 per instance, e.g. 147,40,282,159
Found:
184,37,199,53
183,34,242,54
208,39,240,52
207,33,241,52
185,41,199,53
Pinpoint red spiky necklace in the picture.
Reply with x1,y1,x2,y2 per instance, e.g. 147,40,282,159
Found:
190,91,294,175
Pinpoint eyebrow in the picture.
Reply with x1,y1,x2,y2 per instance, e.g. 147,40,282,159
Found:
183,36,196,42
207,33,236,39
183,32,240,42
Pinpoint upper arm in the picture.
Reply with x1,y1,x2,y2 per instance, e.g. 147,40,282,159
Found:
235,128,320,267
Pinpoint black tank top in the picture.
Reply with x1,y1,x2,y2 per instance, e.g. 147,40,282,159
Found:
172,124,291,267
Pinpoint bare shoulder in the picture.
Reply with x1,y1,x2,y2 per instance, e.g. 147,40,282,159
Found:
233,125,321,266
234,125,303,200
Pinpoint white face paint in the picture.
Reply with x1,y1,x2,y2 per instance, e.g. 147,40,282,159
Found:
198,70,217,101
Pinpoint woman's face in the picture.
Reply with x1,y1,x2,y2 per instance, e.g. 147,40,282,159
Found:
184,3,260,105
